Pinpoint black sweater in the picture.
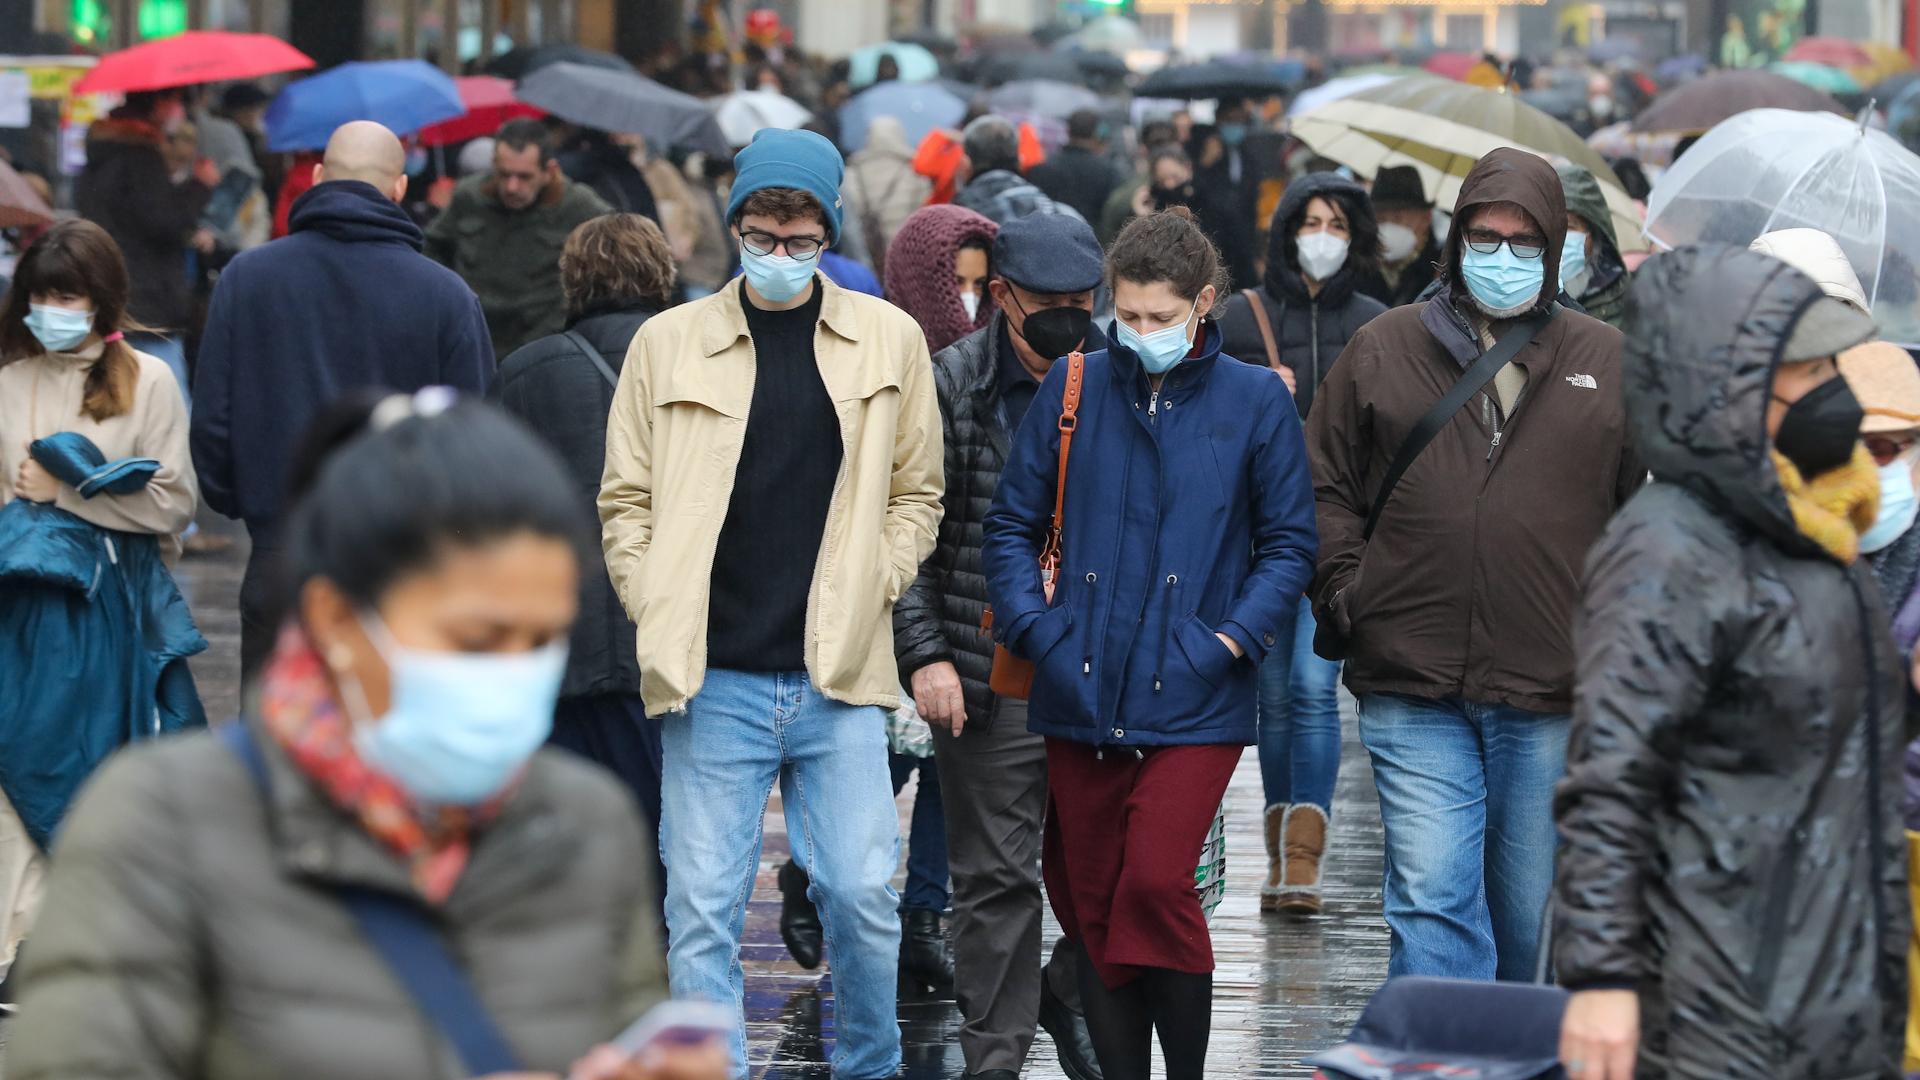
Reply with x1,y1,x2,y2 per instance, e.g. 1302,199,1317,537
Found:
707,280,841,672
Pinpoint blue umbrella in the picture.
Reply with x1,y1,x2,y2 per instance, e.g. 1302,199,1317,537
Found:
266,60,463,152
848,42,940,89
837,80,966,154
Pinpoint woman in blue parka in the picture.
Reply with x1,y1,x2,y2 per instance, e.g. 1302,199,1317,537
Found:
0,220,205,975
982,206,1317,1080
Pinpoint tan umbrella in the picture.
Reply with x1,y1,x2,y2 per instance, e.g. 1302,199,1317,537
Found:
0,159,53,231
1291,74,1647,252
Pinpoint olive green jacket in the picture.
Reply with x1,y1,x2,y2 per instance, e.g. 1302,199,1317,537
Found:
9,721,666,1080
425,173,609,358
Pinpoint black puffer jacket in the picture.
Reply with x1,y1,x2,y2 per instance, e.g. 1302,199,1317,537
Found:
1218,172,1387,418
1553,245,1909,1079
894,313,1103,724
492,304,656,699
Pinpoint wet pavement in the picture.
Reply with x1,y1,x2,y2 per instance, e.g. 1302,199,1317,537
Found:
172,532,1390,1079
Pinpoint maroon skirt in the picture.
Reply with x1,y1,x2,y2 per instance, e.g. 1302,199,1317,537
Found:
1042,738,1242,989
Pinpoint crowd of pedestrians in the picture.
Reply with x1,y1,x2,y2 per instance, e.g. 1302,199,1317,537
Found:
3,35,1920,1080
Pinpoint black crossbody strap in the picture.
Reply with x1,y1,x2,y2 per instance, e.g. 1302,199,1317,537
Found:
1362,310,1551,540
563,330,620,390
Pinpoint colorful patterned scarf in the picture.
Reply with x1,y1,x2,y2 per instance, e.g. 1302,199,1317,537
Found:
258,627,507,903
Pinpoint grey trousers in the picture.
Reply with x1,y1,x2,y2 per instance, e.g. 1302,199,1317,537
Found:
932,695,1083,1074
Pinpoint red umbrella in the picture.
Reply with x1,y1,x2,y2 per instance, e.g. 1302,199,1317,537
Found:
0,159,54,230
1783,36,1874,69
1422,52,1479,82
74,31,314,95
416,76,544,146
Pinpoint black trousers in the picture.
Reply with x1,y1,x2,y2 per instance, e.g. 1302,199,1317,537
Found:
547,691,668,938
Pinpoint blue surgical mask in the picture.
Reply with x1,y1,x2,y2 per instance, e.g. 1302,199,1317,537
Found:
405,147,429,176
1862,456,1919,554
1460,243,1546,316
24,304,94,353
341,614,567,805
1115,300,1198,376
1217,123,1248,148
1559,231,1588,291
740,244,817,303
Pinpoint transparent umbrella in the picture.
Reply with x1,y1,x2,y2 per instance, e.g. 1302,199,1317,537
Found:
1645,107,1920,345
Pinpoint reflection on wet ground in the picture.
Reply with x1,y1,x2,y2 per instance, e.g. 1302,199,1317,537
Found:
177,536,1390,1079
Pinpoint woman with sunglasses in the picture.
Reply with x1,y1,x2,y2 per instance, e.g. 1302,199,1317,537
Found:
982,207,1317,1079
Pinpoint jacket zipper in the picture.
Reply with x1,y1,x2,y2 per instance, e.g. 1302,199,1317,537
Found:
1846,572,1895,1013
1747,832,1801,1001
1309,301,1321,391
1151,573,1179,691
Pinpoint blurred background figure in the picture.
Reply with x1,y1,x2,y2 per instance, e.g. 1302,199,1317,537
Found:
426,118,609,358
494,212,679,936
1354,166,1440,310
1218,172,1385,918
0,220,204,1004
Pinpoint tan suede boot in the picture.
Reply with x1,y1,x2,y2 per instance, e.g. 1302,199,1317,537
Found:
1261,804,1286,912
1278,803,1328,916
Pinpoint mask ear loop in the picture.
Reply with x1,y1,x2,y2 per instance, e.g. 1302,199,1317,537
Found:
325,612,399,727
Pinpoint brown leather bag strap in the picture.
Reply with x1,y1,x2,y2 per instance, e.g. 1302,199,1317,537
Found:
1242,288,1282,371
1052,351,1084,532
1037,351,1084,586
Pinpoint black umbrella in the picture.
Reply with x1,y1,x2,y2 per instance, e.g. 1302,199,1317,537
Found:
486,43,632,81
1066,49,1131,81
517,62,729,156
975,50,1084,87
1138,61,1297,101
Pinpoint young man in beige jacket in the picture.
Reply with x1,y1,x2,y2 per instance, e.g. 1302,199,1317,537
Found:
599,128,943,1080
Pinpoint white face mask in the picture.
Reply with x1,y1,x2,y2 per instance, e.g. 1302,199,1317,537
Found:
1296,230,1350,283
1379,222,1418,263
960,290,980,321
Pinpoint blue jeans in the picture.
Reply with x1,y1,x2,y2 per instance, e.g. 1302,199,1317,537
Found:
1356,694,1570,982
1256,596,1342,811
660,670,902,1080
889,752,950,912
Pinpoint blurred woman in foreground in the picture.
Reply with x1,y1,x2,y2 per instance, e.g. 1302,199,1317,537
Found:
11,393,721,1080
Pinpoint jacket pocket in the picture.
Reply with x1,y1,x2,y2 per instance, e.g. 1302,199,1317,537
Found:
1020,602,1074,663
1173,613,1238,689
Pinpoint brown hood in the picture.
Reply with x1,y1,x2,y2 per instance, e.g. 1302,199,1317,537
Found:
1444,147,1566,315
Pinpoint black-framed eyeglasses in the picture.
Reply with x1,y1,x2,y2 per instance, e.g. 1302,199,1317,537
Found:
741,229,826,260
1463,229,1547,261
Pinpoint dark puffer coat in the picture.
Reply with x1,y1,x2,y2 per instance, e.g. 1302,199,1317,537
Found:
492,304,655,700
894,313,1105,725
1218,171,1387,418
1553,245,1909,1079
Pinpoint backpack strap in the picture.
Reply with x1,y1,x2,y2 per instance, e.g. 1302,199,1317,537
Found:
218,723,523,1076
563,330,620,391
1242,289,1282,372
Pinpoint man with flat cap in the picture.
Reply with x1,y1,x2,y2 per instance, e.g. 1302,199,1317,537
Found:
894,211,1107,1080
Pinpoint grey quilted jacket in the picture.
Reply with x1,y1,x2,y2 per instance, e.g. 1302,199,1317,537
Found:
10,720,667,1079
1552,245,1909,1079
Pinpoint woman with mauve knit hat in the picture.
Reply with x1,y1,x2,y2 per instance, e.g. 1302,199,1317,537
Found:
884,203,1000,355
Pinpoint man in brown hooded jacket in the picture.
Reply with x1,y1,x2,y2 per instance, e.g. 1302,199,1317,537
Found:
1306,148,1641,982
